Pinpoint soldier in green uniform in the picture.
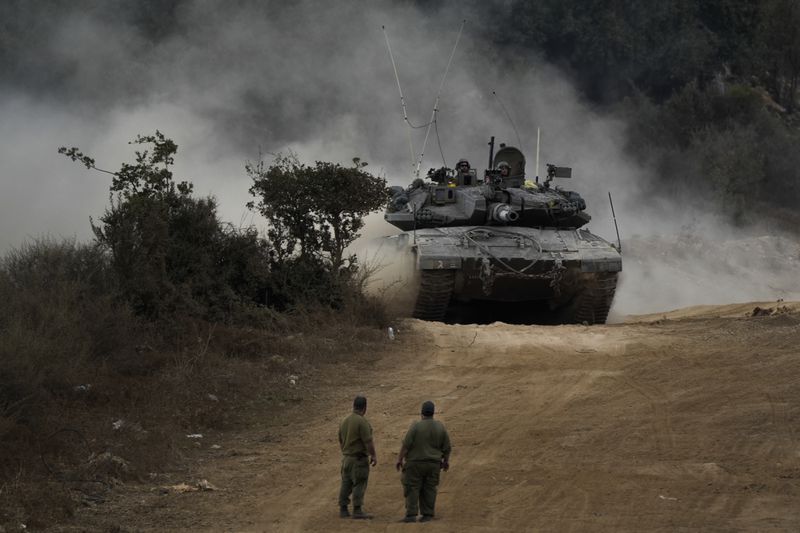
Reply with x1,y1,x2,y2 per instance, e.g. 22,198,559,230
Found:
395,400,452,523
338,395,377,519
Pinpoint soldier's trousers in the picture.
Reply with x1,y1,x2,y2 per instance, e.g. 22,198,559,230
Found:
402,461,440,517
339,455,370,508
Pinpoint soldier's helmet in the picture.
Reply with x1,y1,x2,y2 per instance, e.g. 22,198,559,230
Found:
456,159,470,171
496,161,510,170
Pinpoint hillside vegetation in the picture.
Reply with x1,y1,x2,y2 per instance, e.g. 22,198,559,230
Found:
0,134,389,528
475,0,800,225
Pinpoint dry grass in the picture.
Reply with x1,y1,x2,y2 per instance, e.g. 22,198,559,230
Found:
0,239,390,529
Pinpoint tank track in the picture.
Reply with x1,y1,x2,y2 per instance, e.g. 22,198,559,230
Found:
572,272,618,324
412,270,455,321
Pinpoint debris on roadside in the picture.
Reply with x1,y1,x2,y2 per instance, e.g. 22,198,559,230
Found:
161,479,219,494
162,483,196,494
197,479,218,491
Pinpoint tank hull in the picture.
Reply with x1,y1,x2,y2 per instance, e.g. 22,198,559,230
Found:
392,226,621,324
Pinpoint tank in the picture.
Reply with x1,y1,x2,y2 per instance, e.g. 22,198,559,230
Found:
383,141,622,324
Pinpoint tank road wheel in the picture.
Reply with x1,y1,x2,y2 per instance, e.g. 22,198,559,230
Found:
412,270,455,321
568,272,619,325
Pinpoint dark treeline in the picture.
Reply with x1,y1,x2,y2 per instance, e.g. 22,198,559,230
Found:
463,0,800,225
478,0,798,108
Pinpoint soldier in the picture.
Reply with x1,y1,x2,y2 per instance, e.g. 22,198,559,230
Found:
338,395,377,519
497,160,510,177
395,400,452,523
455,158,473,186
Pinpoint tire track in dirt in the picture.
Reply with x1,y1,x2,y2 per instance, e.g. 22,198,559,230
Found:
255,309,800,531
75,303,800,532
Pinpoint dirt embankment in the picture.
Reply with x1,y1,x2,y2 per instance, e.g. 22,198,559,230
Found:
67,302,800,532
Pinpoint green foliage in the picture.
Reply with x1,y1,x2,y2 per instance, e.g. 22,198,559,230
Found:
655,82,763,148
756,0,800,111
485,0,717,101
266,256,339,310
60,132,271,320
59,134,389,317
247,153,389,271
657,81,716,148
691,124,766,223
621,79,800,221
483,0,797,109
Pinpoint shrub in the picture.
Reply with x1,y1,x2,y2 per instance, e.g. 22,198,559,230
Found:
247,153,388,270
0,239,137,436
61,132,272,321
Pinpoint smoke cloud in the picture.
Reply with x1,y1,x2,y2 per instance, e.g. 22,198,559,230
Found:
1,0,797,316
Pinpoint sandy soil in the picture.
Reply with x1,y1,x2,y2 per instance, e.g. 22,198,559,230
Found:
71,301,800,532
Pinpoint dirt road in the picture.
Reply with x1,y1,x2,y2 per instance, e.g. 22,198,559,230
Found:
75,302,800,532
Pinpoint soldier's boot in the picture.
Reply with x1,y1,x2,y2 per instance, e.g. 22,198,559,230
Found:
352,507,373,520
419,515,433,522
400,515,417,523
339,506,350,518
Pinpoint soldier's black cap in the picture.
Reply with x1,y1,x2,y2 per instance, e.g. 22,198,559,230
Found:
421,401,435,416
353,395,367,410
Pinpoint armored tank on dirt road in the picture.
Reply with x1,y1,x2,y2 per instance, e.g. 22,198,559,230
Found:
384,141,622,324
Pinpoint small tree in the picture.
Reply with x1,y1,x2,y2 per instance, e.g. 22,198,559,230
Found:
691,123,766,225
60,132,270,319
246,153,388,272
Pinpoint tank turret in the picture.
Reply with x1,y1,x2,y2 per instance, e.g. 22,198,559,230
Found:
385,145,592,232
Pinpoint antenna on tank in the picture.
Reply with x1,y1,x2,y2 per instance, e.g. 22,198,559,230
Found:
383,26,416,173
414,19,466,177
535,128,541,183
608,191,622,253
492,91,523,153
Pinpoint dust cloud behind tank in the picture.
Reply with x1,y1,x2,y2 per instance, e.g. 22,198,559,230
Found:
383,141,622,324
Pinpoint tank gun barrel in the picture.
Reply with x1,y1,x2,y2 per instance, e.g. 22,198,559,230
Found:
490,204,519,223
